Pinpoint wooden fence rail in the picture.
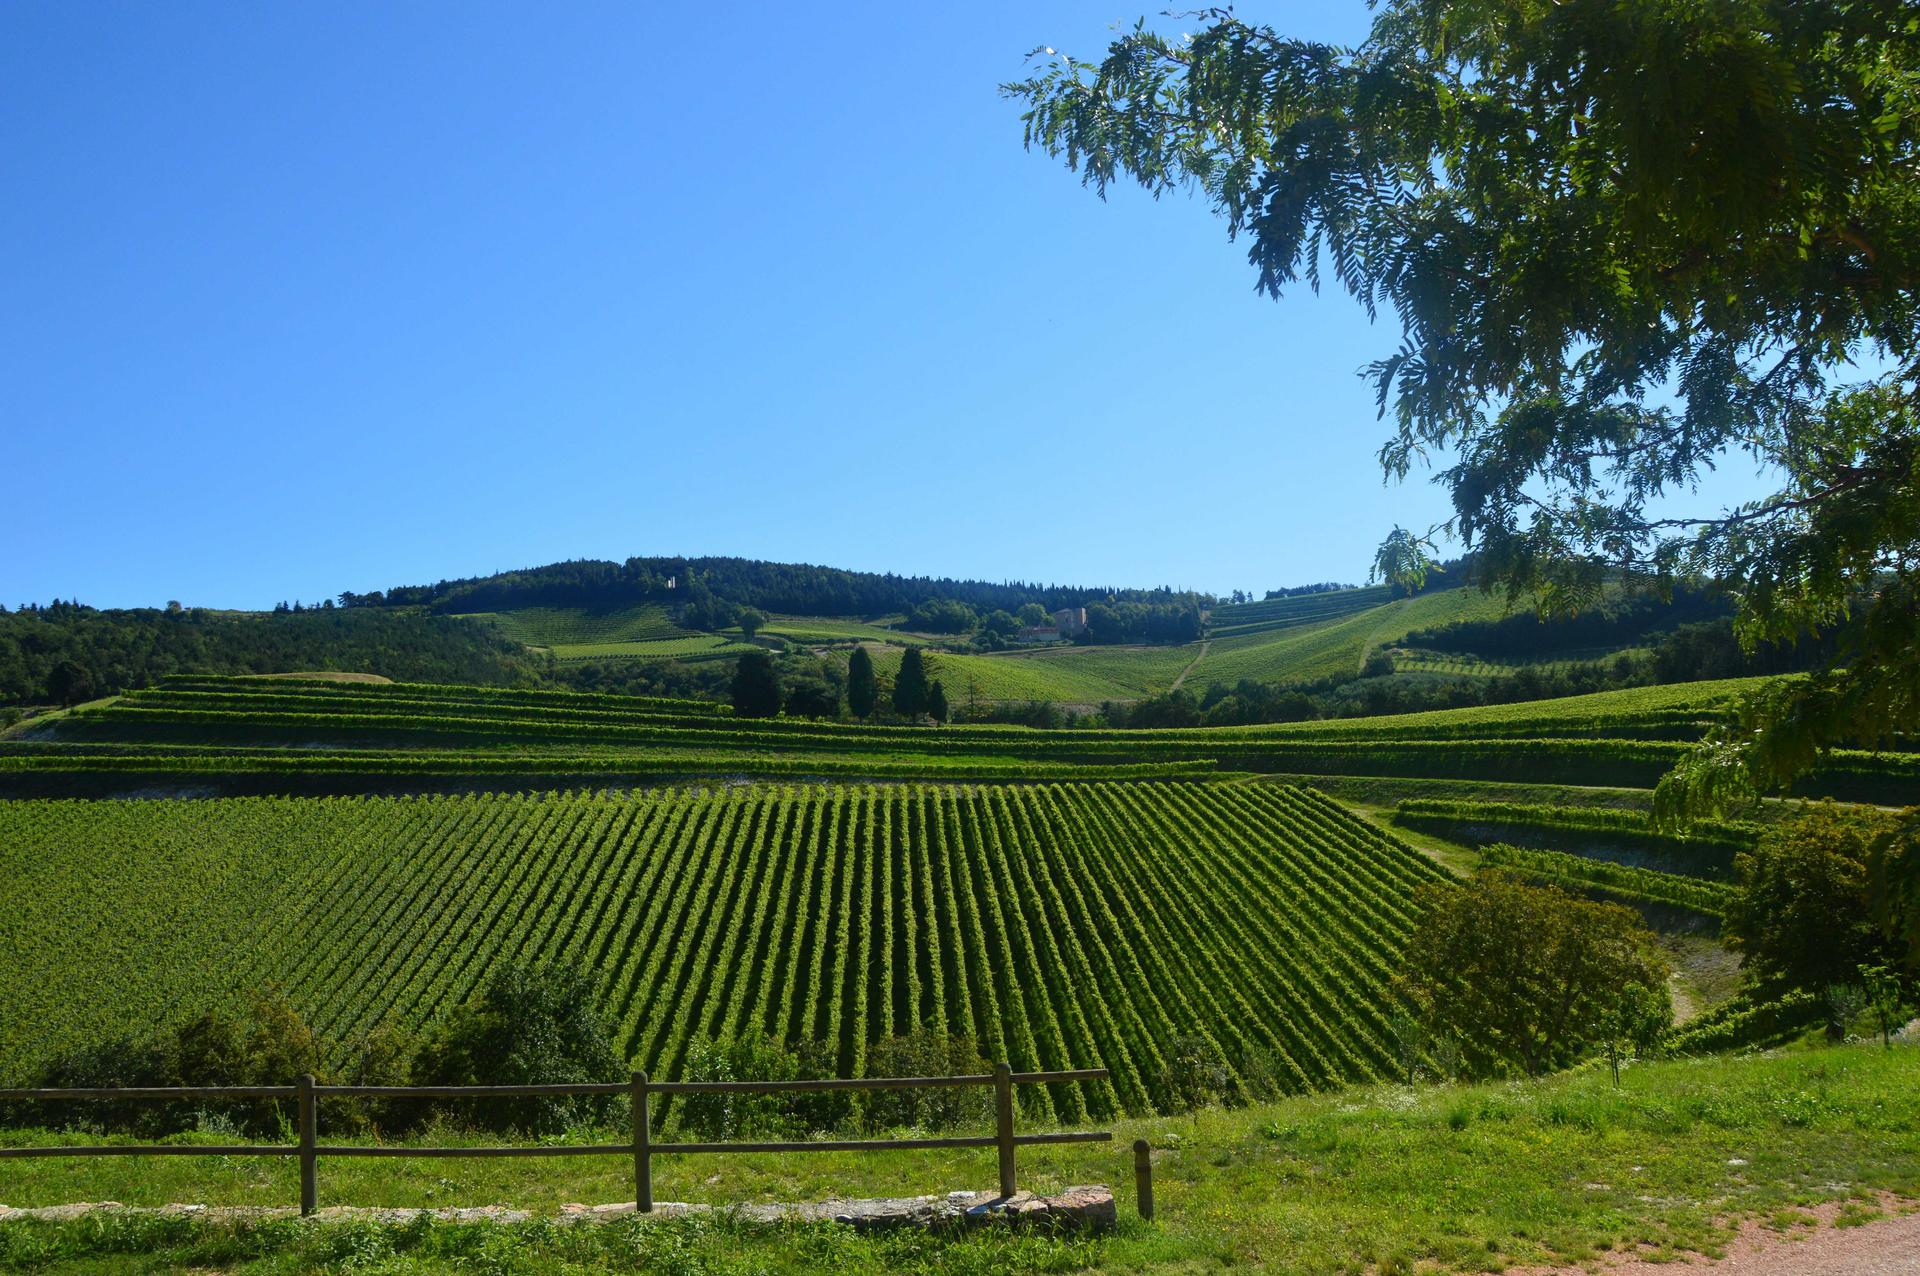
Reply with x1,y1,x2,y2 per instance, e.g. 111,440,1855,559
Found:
0,1064,1133,1219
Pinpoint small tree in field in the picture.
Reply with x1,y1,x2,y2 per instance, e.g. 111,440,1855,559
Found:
926,679,949,725
737,608,767,641
1595,981,1668,1086
414,963,623,1134
1399,873,1671,1077
847,647,878,720
1858,963,1910,1049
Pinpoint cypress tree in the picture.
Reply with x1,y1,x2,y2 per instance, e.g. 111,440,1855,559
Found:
893,647,929,719
848,647,878,720
927,679,949,725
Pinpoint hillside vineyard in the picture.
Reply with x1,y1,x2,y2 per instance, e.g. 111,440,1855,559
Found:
0,784,1449,1116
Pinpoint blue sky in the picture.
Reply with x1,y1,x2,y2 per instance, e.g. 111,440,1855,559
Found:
4,3,1778,610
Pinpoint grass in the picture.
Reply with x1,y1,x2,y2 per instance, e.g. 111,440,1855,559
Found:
1192,589,1520,687
2,1046,1915,1273
741,617,934,647
455,606,692,649
549,635,759,662
855,646,1182,705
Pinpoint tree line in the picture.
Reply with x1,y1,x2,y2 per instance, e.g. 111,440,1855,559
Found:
0,604,533,708
348,554,1212,621
728,646,950,724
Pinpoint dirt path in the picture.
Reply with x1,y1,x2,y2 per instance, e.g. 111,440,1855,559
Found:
1169,640,1210,692
1522,1196,1919,1275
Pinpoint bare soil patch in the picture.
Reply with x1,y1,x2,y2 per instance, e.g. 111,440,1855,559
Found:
1518,1193,1920,1275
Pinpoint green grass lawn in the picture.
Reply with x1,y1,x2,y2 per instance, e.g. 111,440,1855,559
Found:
2,1046,1915,1273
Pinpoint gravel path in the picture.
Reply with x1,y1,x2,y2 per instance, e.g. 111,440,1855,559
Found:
1526,1198,1920,1275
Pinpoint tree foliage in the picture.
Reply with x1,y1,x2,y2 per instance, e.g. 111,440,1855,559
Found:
729,650,784,719
1398,874,1671,1077
414,963,624,1134
893,646,929,719
1008,1,1920,816
1724,803,1906,1022
847,646,878,719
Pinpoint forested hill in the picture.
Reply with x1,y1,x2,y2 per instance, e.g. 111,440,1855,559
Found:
0,604,532,707
348,555,1217,618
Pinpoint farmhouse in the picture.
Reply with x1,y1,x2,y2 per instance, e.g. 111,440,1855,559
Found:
1051,607,1087,636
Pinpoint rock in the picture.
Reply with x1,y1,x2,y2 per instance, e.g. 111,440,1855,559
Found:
0,1188,1115,1235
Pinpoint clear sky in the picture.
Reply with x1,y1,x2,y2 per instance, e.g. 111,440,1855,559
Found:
4,3,1778,610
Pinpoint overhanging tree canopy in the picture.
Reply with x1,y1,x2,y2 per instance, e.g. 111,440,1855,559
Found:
1006,0,1919,816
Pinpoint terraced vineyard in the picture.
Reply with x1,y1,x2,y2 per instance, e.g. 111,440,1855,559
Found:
6,675,1914,802
1204,586,1396,638
0,783,1449,1116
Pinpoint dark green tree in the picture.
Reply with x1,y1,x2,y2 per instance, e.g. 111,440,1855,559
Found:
1008,3,1920,818
729,650,784,719
737,608,767,641
893,646,929,719
1398,874,1671,1077
1724,804,1905,1031
926,678,949,725
46,659,94,706
847,646,878,720
415,963,623,1134
782,674,841,720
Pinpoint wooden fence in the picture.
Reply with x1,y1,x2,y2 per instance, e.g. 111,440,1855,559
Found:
1,1064,1149,1218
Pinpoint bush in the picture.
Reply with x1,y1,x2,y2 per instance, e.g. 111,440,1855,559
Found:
861,1032,992,1132
24,1035,178,1136
414,963,624,1134
1159,1034,1235,1114
20,987,329,1138
678,1033,853,1139
679,1032,804,1140
333,1021,424,1136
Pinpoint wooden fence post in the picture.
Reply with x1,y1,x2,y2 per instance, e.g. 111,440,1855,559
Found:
1133,1138,1153,1220
994,1062,1016,1198
632,1071,651,1213
297,1073,317,1217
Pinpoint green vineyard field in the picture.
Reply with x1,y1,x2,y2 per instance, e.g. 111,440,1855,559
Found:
0,783,1449,1117
7,674,1914,803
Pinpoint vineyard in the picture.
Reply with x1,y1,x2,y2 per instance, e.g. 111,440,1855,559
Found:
423,582,1687,699
0,783,1450,1117
5,674,1915,801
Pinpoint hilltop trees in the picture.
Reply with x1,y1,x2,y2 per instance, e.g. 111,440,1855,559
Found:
1009,1,1920,815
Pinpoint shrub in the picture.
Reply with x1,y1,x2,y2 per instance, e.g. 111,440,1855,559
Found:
414,963,624,1134
678,1032,804,1140
1159,1034,1234,1114
24,1035,178,1136
861,1032,992,1132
